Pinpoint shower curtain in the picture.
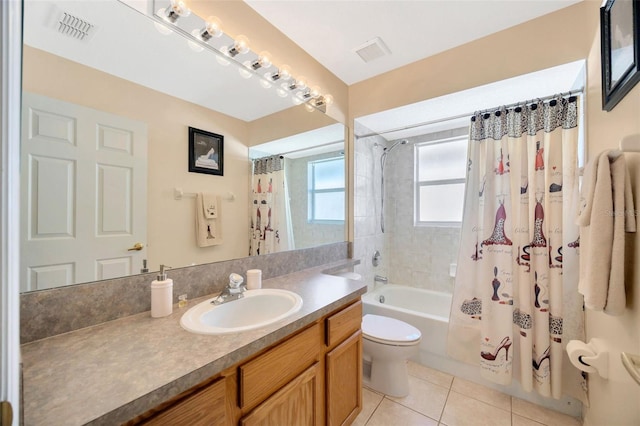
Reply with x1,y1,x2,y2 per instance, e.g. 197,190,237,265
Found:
448,95,585,401
249,155,294,256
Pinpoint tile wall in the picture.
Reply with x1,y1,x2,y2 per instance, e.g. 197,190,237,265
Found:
353,123,468,294
353,122,387,289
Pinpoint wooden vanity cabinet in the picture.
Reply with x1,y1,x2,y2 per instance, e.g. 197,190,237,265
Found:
325,301,363,426
131,300,362,426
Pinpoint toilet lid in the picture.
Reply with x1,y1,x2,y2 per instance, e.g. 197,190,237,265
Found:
362,314,421,345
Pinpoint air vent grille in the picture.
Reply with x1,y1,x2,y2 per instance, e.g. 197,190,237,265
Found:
58,12,94,41
354,37,391,63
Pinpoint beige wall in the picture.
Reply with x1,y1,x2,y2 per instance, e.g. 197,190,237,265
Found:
247,104,339,147
348,2,597,121
350,1,639,424
23,46,251,271
583,3,640,425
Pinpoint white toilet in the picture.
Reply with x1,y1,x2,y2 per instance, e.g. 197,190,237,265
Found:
362,314,421,397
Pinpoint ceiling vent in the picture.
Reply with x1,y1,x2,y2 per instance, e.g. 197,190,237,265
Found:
57,12,95,41
353,37,391,63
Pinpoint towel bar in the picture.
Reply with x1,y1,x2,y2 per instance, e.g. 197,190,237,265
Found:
619,134,640,152
173,187,235,201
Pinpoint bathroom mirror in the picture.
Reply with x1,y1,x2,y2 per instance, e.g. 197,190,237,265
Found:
250,124,346,251
20,0,346,292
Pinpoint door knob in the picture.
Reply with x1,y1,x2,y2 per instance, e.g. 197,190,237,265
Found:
127,243,144,251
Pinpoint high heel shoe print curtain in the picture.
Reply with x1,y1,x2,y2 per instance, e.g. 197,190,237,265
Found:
448,96,586,402
249,155,294,256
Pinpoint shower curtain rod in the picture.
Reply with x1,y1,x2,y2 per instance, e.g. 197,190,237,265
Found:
356,88,584,139
270,139,344,157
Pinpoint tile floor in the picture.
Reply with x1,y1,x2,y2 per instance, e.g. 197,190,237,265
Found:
353,362,582,426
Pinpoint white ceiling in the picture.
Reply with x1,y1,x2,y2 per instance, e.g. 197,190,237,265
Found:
245,0,583,85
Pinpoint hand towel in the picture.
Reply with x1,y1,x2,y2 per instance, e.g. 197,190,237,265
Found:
576,150,635,315
196,193,222,247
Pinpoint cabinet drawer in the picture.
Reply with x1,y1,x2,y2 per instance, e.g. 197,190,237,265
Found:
239,322,322,410
143,378,226,426
240,363,321,426
326,301,362,348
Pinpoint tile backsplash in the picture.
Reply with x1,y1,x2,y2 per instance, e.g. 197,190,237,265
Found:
20,242,348,343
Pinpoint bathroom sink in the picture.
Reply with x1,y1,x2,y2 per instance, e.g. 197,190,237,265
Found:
180,289,303,335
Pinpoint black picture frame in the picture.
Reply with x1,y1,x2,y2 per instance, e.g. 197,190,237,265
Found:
601,0,640,111
188,127,224,176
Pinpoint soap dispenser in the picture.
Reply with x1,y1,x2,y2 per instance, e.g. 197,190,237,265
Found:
151,265,173,318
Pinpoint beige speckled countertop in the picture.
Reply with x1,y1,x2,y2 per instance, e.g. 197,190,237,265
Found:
21,263,366,426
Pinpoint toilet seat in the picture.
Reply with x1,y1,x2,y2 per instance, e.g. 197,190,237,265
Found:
362,314,421,346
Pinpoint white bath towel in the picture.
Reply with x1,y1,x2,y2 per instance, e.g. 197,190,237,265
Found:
576,150,635,315
196,193,222,247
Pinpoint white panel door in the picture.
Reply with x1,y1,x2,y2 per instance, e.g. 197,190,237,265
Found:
21,93,147,291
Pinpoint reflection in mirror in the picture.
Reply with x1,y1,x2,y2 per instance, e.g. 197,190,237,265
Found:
249,124,345,253
20,0,345,292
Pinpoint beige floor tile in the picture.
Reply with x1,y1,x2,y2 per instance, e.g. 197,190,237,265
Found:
352,388,384,426
388,375,449,420
363,383,385,396
513,414,546,426
367,399,438,426
450,377,511,411
512,397,582,426
407,361,454,388
440,391,511,426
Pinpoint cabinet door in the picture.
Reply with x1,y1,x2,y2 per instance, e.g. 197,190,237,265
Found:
143,378,227,426
241,363,322,426
326,330,362,426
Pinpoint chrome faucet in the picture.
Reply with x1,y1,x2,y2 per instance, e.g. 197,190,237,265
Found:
212,273,246,305
374,275,388,285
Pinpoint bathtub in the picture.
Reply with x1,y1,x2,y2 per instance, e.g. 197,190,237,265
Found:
361,284,582,418
361,284,452,362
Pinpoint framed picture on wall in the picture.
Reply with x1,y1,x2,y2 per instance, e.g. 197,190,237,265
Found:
600,0,640,111
188,127,224,176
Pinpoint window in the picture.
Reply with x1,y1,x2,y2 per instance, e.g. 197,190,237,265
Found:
308,157,345,223
415,136,468,225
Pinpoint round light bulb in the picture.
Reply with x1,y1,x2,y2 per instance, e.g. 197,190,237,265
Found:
204,17,223,38
276,88,288,98
234,35,250,55
256,51,272,69
279,65,292,81
310,86,321,98
324,94,334,105
295,78,307,91
304,103,316,112
163,0,190,23
291,96,303,105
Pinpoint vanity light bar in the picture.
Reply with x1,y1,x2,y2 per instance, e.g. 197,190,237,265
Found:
151,0,331,113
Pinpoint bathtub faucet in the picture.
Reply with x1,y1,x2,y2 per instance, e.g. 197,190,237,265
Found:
374,275,388,285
